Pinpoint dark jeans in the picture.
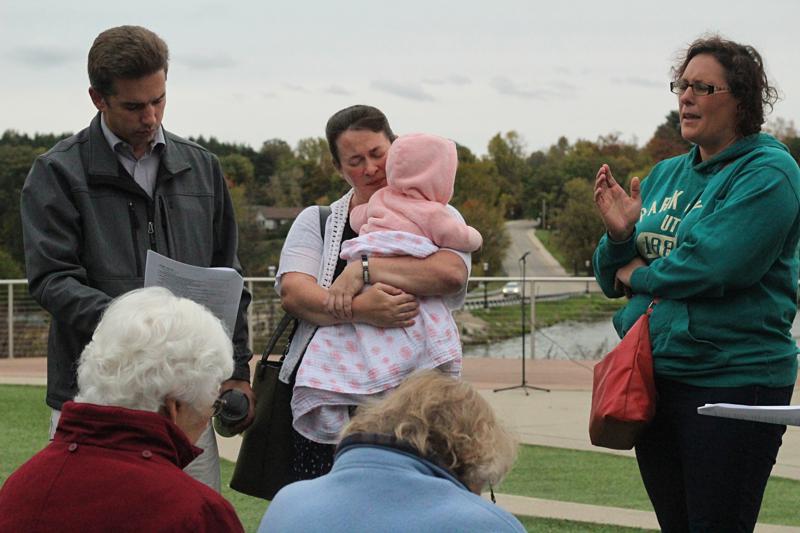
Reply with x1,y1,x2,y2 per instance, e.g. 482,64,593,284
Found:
635,377,792,533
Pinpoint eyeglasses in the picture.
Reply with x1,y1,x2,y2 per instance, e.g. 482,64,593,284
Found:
670,80,730,96
211,396,225,418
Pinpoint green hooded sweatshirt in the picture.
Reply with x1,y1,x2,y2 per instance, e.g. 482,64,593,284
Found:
593,133,800,388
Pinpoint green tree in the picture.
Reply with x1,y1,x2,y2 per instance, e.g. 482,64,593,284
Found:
453,158,509,273
486,131,528,218
295,137,345,206
255,139,294,181
784,137,800,165
220,153,255,186
0,247,23,278
268,167,304,207
552,178,605,275
765,118,800,165
228,184,282,276
0,144,46,269
0,130,71,149
189,135,257,159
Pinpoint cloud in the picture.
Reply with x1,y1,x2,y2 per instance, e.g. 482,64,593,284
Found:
613,76,663,89
371,80,435,102
179,52,236,70
490,76,577,100
491,76,552,99
7,46,75,67
325,84,351,96
422,74,471,86
283,82,309,93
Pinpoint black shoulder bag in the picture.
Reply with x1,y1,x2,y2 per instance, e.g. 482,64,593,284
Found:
229,206,330,500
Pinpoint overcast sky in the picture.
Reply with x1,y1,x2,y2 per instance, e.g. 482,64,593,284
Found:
2,0,798,156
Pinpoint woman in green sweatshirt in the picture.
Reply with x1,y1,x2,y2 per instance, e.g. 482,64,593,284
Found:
593,36,800,532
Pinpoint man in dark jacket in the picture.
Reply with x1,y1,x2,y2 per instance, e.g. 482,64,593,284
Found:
19,25,253,492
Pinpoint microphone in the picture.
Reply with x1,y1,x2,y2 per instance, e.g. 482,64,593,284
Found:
519,251,531,261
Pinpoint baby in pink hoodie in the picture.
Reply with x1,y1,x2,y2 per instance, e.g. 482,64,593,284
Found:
350,132,482,251
292,133,482,444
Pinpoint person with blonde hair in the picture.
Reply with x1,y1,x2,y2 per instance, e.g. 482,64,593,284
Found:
258,371,524,532
0,287,244,532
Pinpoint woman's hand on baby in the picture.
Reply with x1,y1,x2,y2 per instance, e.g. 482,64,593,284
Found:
326,262,364,319
359,283,419,328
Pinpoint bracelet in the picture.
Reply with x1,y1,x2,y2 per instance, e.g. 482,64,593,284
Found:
361,254,369,284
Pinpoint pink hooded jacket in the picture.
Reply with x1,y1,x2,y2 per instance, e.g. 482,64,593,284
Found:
350,133,482,252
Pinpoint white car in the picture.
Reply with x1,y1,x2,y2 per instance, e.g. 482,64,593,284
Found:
501,282,521,298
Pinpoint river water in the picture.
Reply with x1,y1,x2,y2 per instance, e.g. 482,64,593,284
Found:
463,316,800,360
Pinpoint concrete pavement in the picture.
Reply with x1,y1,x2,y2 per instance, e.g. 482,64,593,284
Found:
3,356,800,531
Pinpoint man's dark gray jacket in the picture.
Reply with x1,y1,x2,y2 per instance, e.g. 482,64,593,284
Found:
21,114,252,409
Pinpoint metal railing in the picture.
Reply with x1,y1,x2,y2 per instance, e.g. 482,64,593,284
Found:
0,277,603,359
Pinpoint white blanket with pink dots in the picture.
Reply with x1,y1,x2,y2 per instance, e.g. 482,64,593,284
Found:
291,231,463,444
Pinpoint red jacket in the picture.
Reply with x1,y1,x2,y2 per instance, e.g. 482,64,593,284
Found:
0,402,243,533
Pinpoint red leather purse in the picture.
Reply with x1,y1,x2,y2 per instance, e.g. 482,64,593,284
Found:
589,302,657,450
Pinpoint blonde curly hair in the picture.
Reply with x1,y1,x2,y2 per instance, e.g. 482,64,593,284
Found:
342,370,518,491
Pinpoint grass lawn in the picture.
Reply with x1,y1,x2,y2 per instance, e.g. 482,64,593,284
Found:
534,229,573,273
469,293,624,341
516,517,655,532
3,384,800,530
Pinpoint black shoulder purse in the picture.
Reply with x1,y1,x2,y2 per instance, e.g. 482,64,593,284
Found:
229,206,331,500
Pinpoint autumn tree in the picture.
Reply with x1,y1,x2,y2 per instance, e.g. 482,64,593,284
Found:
552,178,605,274
452,153,510,273
645,111,690,161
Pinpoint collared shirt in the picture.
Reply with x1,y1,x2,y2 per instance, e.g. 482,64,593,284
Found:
100,115,165,197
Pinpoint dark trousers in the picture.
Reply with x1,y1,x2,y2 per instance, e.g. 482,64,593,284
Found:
635,377,792,533
291,427,335,481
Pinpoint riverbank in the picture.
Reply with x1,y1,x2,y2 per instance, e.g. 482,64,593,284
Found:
456,293,624,345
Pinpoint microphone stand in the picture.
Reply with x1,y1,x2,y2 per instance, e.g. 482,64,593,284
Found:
494,251,550,396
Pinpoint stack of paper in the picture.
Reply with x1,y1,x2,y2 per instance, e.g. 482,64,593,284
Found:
144,250,243,339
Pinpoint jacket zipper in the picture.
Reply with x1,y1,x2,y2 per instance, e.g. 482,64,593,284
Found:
128,202,143,277
146,202,157,252
158,196,173,257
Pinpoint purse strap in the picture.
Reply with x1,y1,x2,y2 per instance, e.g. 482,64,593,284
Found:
260,313,296,363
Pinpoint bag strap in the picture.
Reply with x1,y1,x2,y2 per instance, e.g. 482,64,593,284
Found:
260,313,295,362
259,205,332,364
318,205,331,237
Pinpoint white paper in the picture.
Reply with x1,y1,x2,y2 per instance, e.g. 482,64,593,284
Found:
144,250,243,338
698,403,800,426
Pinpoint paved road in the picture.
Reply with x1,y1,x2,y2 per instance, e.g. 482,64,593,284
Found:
502,219,596,296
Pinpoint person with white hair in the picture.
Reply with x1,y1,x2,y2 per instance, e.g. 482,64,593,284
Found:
0,287,244,532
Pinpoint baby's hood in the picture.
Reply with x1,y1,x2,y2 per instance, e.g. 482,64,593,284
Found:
385,133,457,203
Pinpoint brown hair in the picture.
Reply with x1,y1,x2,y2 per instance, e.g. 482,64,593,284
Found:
325,105,396,168
343,371,518,491
88,25,169,96
673,35,778,137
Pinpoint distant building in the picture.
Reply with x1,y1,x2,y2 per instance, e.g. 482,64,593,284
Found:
250,206,304,230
